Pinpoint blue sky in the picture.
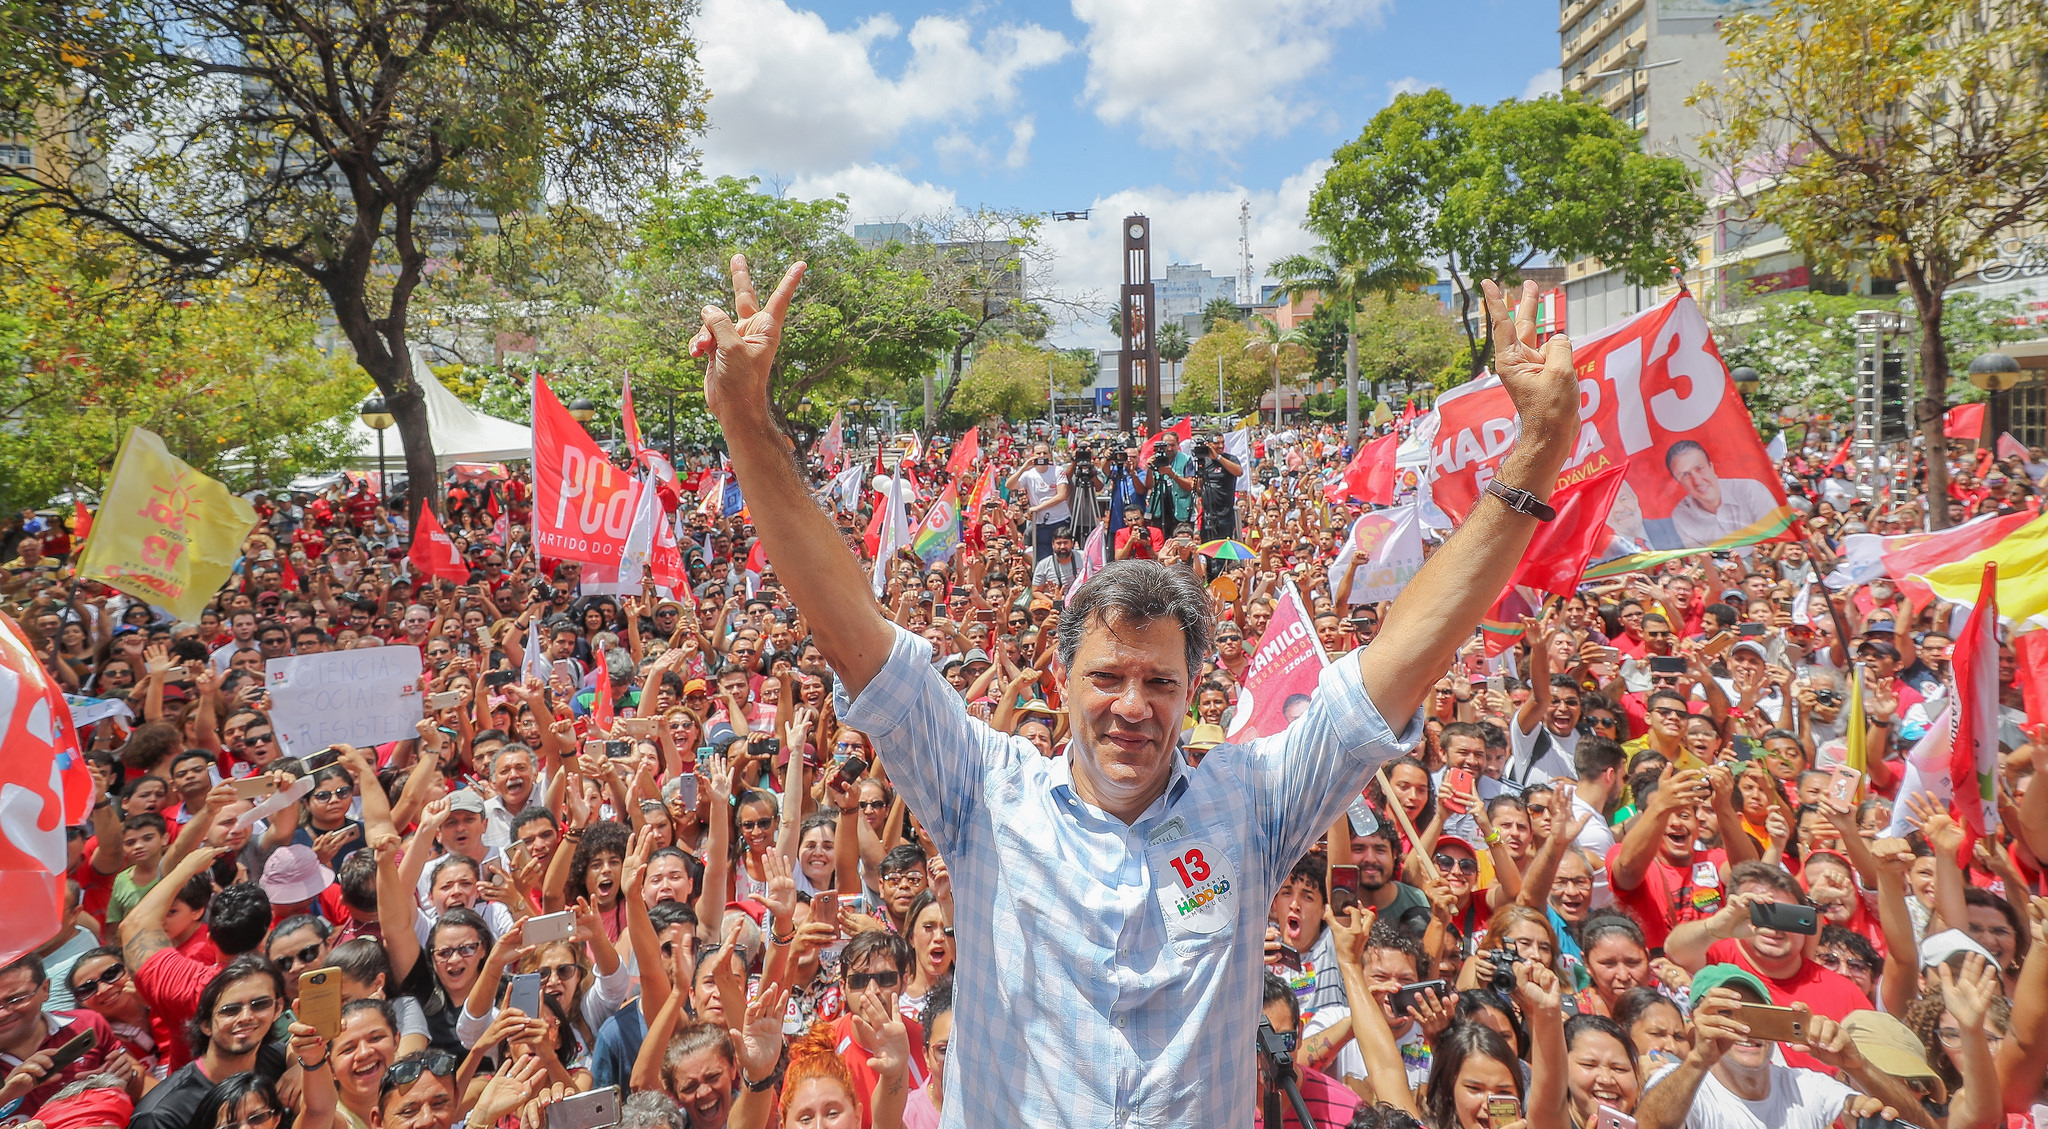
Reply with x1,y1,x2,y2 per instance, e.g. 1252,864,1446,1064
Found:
692,0,1561,346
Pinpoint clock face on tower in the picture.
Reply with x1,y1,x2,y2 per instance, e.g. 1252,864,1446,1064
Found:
1128,222,1145,239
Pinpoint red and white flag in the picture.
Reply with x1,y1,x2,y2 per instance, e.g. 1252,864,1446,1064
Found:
591,641,616,732
533,373,633,566
818,410,846,470
1948,563,2002,864
408,505,470,585
1998,431,2030,463
1065,523,1107,601
1510,463,1629,598
945,427,981,480
1225,581,1328,742
1326,431,1399,506
0,611,93,962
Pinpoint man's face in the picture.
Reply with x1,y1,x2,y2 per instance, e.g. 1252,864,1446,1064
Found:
1314,616,1343,653
205,974,281,1056
122,824,164,866
1546,687,1582,735
848,952,903,1019
1246,606,1271,638
1270,876,1325,949
174,756,214,799
550,631,578,660
1642,620,1674,654
1362,947,1420,1034
1061,615,1194,815
1660,803,1700,865
1492,805,1533,861
1355,835,1397,891
0,966,48,1044
1648,699,1687,740
1442,736,1486,772
231,613,258,642
1670,448,1723,509
374,1074,458,1129
515,820,560,864
491,752,535,806
881,865,926,916
438,810,483,856
1053,536,1074,558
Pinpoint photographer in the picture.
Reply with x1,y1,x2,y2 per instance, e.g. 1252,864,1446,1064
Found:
1144,441,1196,540
1066,444,1102,544
1004,442,1070,563
1190,435,1243,543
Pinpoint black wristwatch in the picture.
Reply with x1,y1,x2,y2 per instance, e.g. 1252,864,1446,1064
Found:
1486,479,1557,522
744,1065,783,1092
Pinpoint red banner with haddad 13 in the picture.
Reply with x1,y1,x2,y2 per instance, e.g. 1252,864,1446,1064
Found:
1223,581,1328,743
1425,292,1793,573
532,374,633,566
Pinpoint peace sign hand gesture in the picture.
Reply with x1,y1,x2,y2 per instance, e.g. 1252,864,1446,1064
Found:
694,254,807,423
1479,278,1578,454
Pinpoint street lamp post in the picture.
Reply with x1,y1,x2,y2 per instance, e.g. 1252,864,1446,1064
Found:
1583,52,1681,130
1969,352,2023,447
358,394,394,503
1731,366,1761,400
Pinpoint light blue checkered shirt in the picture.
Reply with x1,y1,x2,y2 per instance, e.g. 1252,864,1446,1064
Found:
835,624,1422,1128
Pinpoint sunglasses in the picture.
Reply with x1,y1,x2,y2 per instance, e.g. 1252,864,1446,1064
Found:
75,963,127,997
311,787,353,803
1432,855,1481,875
538,963,581,982
384,1051,462,1089
215,995,280,1020
274,942,325,971
857,799,889,812
846,970,901,990
739,818,776,832
432,941,484,962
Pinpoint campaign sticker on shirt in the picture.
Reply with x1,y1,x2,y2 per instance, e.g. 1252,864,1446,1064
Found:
1690,861,1723,913
1156,839,1236,936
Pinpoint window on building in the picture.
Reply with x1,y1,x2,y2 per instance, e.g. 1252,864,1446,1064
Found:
0,142,31,166
2013,382,2047,450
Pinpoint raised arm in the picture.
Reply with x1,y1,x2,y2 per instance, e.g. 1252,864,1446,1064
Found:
695,257,894,698
1359,280,1577,723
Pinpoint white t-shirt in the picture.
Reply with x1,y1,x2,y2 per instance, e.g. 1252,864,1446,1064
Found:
1505,715,1578,788
1301,1007,1433,1091
1644,1060,1854,1129
1019,464,1070,526
1572,794,1618,909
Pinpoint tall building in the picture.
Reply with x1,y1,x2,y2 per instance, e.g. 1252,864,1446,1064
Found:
1154,263,1237,334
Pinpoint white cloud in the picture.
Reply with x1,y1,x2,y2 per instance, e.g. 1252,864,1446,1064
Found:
785,164,959,223
1385,75,1437,102
1037,159,1333,348
1072,0,1391,151
1521,67,1564,100
1004,117,1036,169
694,0,1070,175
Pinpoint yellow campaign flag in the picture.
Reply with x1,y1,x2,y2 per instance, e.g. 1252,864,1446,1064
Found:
78,427,258,622
1922,510,2048,620
1843,667,1866,775
1369,401,1394,428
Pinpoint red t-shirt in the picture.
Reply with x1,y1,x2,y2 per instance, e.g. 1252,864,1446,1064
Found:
69,846,118,925
1607,846,1728,950
1704,938,1872,1071
830,1013,928,1129
0,1010,113,1119
135,939,223,1069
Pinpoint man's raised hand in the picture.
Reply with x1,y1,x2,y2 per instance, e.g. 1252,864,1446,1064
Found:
693,254,806,423
1480,278,1578,452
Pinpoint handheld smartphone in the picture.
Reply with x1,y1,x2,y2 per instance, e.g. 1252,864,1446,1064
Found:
425,690,464,710
523,910,578,946
457,643,472,660
1329,864,1360,916
44,1028,95,1072
551,659,577,684
1731,1002,1806,1043
1829,766,1861,805
1487,1097,1523,1127
1749,900,1819,935
831,755,869,789
812,890,840,932
1856,1117,1922,1129
1699,631,1734,658
1596,1105,1639,1129
603,740,632,758
298,746,344,775
1389,979,1449,1017
581,739,609,758
1442,768,1476,811
505,971,544,1019
618,718,658,738
298,967,344,1038
1738,622,1767,638
484,669,518,689
1276,944,1303,972
673,774,698,810
232,776,274,801
695,745,713,768
1648,655,1688,675
546,1086,621,1129
756,736,782,759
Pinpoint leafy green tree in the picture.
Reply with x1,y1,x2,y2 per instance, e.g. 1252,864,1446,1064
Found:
1310,89,1702,375
948,339,1093,425
1696,0,2048,525
0,0,706,516
1183,319,1283,418
1202,296,1245,331
1270,242,1433,442
898,209,1065,431
1354,290,1464,403
1156,322,1191,397
1243,316,1314,426
0,215,360,513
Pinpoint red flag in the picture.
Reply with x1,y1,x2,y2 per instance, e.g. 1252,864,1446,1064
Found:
621,375,683,513
0,610,93,962
1138,418,1192,466
1825,437,1853,472
1400,399,1418,425
532,373,633,565
74,501,92,545
1948,564,2000,865
1509,463,1629,597
1327,431,1399,506
963,462,996,523
2014,630,2048,730
1998,432,2030,463
1944,403,1986,444
946,427,981,480
408,505,470,585
591,641,615,732
864,492,888,558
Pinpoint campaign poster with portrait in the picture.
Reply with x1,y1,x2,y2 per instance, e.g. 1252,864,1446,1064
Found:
1424,292,1793,570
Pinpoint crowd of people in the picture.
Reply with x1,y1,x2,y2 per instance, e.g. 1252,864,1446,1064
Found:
4,293,2047,1129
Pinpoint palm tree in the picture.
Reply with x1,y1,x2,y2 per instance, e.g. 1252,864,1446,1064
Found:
1202,295,1243,330
1243,315,1311,429
1156,322,1190,405
1270,243,1432,447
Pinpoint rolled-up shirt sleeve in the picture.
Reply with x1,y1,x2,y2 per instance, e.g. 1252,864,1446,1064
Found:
1245,647,1424,884
833,624,1020,861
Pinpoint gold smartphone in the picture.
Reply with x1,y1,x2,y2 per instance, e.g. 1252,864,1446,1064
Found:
1731,1002,1806,1043
298,967,344,1038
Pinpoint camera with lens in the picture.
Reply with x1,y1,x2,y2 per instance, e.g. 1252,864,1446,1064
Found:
1190,440,1211,459
1148,449,1174,471
1488,949,1522,994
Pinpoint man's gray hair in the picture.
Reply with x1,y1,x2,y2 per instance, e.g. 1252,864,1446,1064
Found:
620,1090,689,1129
49,1073,129,1103
1057,560,1213,680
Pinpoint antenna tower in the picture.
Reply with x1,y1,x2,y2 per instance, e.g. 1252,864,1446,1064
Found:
1237,200,1253,304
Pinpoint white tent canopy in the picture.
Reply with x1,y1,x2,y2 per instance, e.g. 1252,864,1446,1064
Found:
344,349,533,470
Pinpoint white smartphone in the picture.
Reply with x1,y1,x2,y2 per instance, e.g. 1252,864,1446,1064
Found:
523,910,577,946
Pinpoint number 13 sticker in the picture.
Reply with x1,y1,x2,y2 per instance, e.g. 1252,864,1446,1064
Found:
1156,839,1236,936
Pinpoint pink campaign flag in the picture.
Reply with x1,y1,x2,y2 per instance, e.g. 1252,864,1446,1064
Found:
1224,581,1328,742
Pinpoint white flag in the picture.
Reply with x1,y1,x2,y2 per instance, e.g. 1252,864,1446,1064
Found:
873,460,912,598
1883,707,1953,838
1328,503,1426,604
1066,523,1108,600
1223,427,1253,494
1766,431,1788,462
522,616,551,684
617,475,661,588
